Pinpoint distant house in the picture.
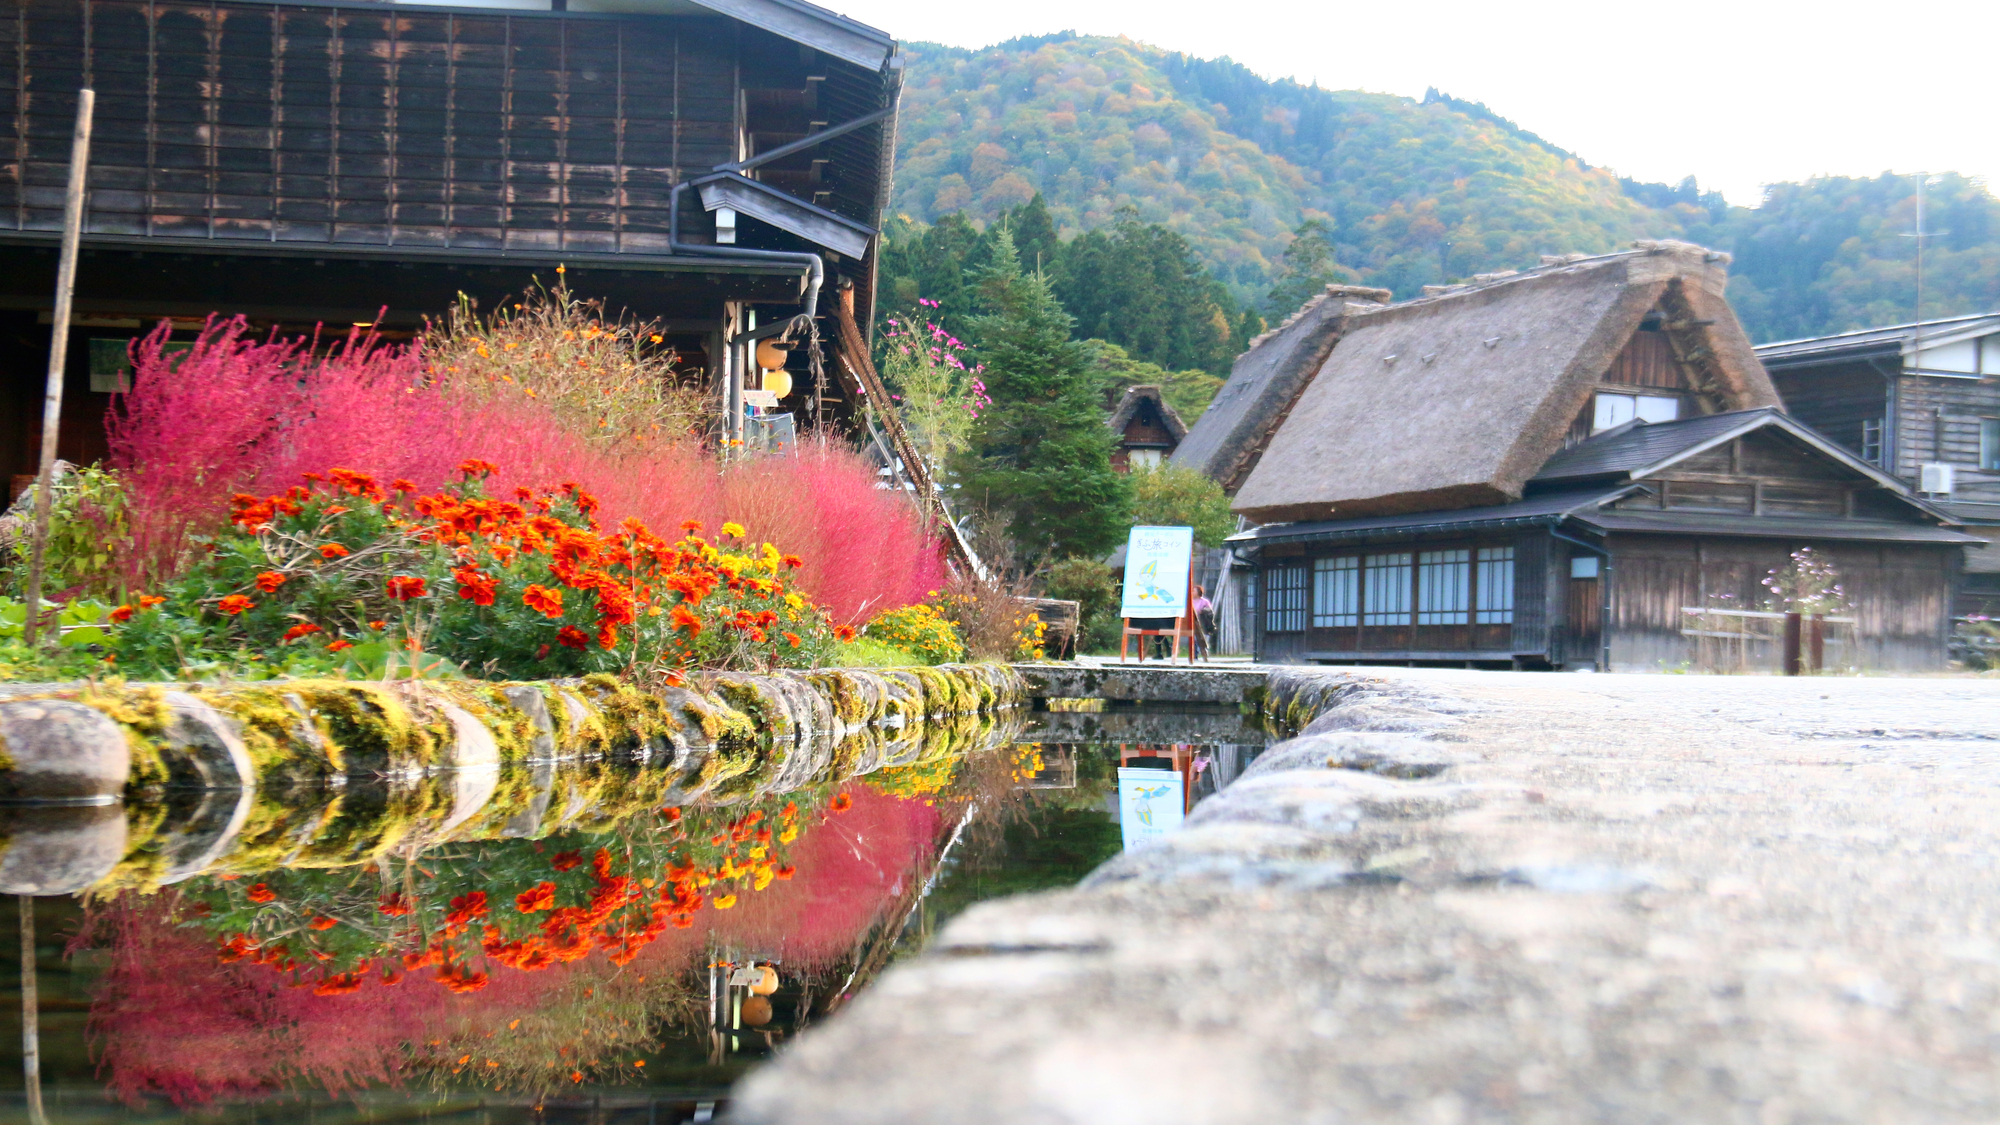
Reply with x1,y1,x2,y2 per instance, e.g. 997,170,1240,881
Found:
1184,242,1979,671
1755,314,2000,615
1105,385,1187,472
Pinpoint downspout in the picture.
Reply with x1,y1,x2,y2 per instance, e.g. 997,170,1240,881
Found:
1547,521,1612,672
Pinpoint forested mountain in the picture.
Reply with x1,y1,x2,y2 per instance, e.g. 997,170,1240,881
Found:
883,33,2000,343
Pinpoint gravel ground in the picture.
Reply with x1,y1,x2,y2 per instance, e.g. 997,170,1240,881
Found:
730,669,2000,1125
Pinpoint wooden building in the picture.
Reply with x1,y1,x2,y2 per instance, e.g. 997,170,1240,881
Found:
0,0,902,490
1105,384,1186,472
1188,242,1979,671
1755,314,2000,615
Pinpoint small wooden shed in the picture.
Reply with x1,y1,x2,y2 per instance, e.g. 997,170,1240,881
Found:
1105,385,1187,472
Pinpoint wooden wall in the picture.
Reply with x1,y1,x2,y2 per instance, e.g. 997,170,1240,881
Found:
0,0,885,255
1767,360,1887,466
1606,533,1955,672
1891,375,2000,505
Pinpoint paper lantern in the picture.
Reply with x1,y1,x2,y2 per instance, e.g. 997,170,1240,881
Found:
749,965,780,996
762,367,793,399
754,339,790,371
741,995,774,1027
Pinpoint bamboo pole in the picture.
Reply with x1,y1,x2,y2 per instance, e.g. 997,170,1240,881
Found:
20,897,44,1125
21,87,94,649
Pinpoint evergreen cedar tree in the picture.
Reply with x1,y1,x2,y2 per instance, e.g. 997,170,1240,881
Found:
889,35,2000,342
954,226,1132,562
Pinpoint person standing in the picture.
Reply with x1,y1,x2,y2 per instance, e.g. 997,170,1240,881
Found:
1191,585,1214,660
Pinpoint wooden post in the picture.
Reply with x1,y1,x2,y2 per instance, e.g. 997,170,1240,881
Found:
1807,613,1826,674
20,896,44,1125
21,87,93,649
1782,611,1803,676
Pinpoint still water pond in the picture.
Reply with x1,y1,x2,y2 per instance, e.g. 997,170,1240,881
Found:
1,706,1265,1124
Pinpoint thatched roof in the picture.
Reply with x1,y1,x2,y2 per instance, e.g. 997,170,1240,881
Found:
1231,241,1780,524
1105,384,1187,445
1170,283,1391,491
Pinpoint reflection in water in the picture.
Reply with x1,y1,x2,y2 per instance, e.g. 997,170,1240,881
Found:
2,707,1264,1120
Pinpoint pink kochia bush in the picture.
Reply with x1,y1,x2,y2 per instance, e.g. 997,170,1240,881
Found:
104,317,943,621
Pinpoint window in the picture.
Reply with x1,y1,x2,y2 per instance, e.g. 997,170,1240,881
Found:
1264,565,1307,633
1416,550,1470,625
1861,418,1884,465
1127,449,1163,470
1593,392,1680,432
1570,555,1601,579
1983,419,2000,471
1363,552,1413,626
1312,556,1359,627
1476,547,1515,624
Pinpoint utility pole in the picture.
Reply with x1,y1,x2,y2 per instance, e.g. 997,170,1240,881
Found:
21,87,94,648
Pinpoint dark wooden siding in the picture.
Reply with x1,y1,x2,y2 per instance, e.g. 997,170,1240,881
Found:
1607,534,1953,672
1605,328,1686,389
1892,374,2000,505
0,0,885,255
1767,360,1886,466
1508,529,1549,655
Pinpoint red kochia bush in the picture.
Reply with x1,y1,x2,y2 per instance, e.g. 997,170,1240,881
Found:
105,317,944,620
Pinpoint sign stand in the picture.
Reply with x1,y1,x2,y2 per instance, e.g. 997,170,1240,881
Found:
1118,525,1197,664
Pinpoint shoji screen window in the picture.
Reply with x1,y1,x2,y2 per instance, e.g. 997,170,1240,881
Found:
1476,547,1516,624
1416,550,1471,625
1264,565,1308,633
1363,553,1412,626
1312,556,1359,628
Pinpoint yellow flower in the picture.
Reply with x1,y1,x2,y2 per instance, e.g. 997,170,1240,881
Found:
784,593,804,611
778,825,798,844
721,521,747,538
753,867,774,891
713,894,737,910
748,845,767,860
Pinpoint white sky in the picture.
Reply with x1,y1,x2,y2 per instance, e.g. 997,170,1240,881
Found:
828,0,1999,208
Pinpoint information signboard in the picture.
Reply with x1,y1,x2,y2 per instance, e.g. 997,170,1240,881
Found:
1117,766,1185,849
1119,525,1195,619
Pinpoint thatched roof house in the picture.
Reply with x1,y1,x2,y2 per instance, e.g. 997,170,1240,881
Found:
1212,242,1978,673
1229,242,1778,523
1170,284,1391,491
1105,385,1188,472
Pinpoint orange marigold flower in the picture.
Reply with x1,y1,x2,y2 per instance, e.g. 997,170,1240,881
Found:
138,595,165,609
378,893,412,917
309,915,338,931
556,625,590,650
281,622,323,643
522,584,564,618
368,619,386,630
386,575,427,601
453,565,498,606
834,624,857,642
551,849,584,872
516,881,557,914
831,793,854,813
218,594,255,616
783,631,802,647
596,621,619,649
680,520,703,533
458,459,499,479
773,865,795,880
109,604,134,623
326,638,354,652
392,478,418,493
246,883,276,904
781,554,804,569
318,543,350,559
255,571,288,593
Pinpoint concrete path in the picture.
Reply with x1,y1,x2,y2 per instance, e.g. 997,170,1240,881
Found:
731,669,2000,1125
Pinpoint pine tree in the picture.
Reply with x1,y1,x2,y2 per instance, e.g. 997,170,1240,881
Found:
956,227,1132,564
1262,218,1358,319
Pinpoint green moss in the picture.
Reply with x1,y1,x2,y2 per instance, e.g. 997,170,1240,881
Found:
201,685,339,784
211,786,341,875
289,777,452,868
574,673,686,757
85,800,174,895
300,682,454,773
711,676,793,741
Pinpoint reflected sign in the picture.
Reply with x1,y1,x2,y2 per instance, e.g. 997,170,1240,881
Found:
1117,766,1184,849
